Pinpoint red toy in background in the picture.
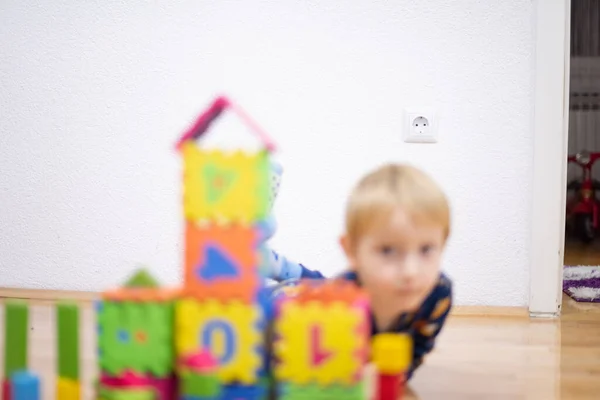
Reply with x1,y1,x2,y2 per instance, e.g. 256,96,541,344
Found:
566,150,600,243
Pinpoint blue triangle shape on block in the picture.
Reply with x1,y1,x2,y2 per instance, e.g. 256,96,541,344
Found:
196,244,239,281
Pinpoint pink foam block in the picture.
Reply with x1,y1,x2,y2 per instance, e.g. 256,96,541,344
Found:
100,371,177,400
3,379,11,400
179,349,217,372
146,375,176,400
352,299,371,382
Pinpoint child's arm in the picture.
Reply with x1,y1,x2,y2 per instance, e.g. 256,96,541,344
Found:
267,249,326,281
408,275,453,378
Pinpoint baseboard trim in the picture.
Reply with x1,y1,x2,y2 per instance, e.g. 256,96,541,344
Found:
450,305,529,318
0,288,530,317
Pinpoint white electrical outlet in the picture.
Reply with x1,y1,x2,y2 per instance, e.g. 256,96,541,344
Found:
404,108,438,143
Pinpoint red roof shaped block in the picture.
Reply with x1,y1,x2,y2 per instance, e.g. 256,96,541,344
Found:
174,95,277,152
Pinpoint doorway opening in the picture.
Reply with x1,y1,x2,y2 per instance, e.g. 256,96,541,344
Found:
562,0,600,308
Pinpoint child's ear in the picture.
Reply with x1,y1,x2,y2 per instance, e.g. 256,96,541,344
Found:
339,234,357,271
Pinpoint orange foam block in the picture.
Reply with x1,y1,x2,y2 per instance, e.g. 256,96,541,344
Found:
183,221,259,302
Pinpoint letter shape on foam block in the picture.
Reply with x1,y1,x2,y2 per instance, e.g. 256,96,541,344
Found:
184,222,258,302
175,299,263,385
274,300,368,386
182,143,270,224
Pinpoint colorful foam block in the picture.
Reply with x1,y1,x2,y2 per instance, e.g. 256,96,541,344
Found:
183,222,259,302
124,268,160,288
180,370,221,397
219,382,266,400
376,373,404,400
182,144,270,224
3,379,11,400
280,382,364,400
11,371,39,400
273,280,370,386
371,333,412,375
100,371,176,400
4,300,28,378
176,299,263,384
98,300,174,377
57,302,80,380
56,376,80,400
98,386,156,400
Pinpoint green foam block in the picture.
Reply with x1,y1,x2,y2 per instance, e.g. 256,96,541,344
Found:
181,370,221,397
99,386,155,400
4,300,28,377
98,301,174,377
281,383,364,400
57,302,79,380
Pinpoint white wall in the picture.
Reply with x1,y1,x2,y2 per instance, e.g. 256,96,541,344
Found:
0,1,534,306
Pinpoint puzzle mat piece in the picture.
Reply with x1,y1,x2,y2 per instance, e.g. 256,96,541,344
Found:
183,105,273,154
184,221,258,302
97,301,174,377
180,369,221,398
176,298,263,385
182,144,270,224
279,382,365,400
274,300,367,385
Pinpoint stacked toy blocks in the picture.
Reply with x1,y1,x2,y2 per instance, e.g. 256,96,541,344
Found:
97,269,178,400
372,333,412,400
174,96,276,400
273,279,371,400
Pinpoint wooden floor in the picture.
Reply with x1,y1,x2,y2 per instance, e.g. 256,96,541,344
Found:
564,236,600,265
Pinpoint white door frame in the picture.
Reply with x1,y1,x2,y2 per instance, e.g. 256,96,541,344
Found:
529,0,571,317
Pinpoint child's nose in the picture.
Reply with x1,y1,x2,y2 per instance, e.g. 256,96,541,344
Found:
399,256,419,283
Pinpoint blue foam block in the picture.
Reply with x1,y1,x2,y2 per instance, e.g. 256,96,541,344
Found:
11,370,40,400
221,383,266,400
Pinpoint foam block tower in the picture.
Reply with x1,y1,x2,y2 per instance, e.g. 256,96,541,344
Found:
96,95,277,400
174,96,275,400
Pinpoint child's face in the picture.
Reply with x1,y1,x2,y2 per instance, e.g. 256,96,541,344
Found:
342,207,446,322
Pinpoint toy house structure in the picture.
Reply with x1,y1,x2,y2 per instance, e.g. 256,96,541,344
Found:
96,96,277,400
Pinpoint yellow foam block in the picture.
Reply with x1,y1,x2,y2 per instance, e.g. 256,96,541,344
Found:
182,143,269,223
274,300,366,385
371,333,413,374
175,298,262,384
56,377,80,400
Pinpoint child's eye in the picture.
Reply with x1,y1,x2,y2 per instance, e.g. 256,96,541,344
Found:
380,246,395,255
421,244,434,255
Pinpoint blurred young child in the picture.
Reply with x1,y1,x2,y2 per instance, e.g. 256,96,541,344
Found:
267,163,453,379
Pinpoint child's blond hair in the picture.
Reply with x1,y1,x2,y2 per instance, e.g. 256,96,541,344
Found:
344,163,451,243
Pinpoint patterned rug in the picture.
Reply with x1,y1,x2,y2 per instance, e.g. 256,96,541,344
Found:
563,266,600,303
